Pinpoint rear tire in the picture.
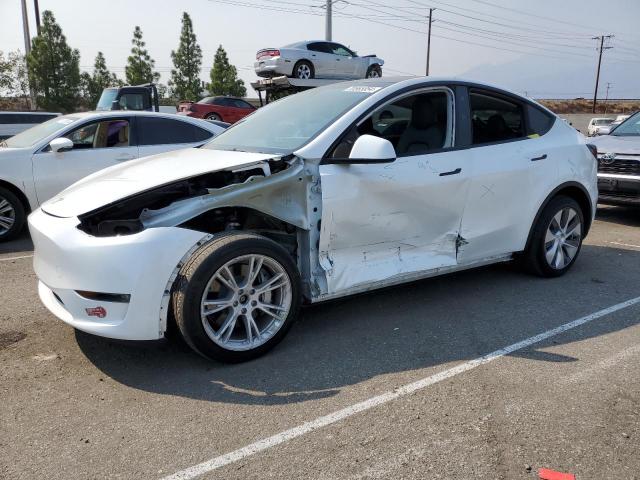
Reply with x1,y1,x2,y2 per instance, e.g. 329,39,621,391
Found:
366,65,382,78
292,60,314,79
205,112,222,121
172,233,302,363
522,195,584,277
0,187,26,242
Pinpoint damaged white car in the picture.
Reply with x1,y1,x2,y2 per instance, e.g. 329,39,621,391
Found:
29,77,598,362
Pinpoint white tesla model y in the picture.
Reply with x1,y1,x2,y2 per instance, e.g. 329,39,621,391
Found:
29,77,598,362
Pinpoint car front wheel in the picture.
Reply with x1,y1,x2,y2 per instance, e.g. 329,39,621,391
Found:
523,195,584,277
172,233,302,362
205,112,222,121
366,65,382,78
0,187,26,242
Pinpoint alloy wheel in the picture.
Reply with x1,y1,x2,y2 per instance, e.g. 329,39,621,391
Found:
296,64,311,79
0,196,16,236
544,207,582,269
200,254,292,351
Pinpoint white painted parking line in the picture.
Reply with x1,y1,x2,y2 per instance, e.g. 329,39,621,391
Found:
0,254,33,262
607,241,640,250
160,296,640,480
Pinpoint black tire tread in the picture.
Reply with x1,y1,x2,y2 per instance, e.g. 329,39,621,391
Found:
0,186,26,242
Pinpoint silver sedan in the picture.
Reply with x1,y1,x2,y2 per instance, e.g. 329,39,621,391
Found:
254,40,384,80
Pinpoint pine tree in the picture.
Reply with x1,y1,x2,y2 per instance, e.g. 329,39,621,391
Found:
81,52,120,106
169,12,202,101
209,45,246,97
26,11,81,112
125,26,159,85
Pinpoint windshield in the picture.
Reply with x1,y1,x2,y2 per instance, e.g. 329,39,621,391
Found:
96,88,118,110
204,83,379,154
2,116,80,148
611,112,640,136
594,119,613,125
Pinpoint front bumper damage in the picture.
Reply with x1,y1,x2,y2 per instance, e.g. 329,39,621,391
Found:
598,174,640,206
29,208,209,340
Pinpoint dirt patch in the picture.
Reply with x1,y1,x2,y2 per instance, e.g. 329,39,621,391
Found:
0,330,27,350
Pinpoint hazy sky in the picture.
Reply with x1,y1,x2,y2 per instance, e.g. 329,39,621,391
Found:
1,0,638,98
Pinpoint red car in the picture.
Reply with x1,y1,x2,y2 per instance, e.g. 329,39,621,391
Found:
178,96,256,123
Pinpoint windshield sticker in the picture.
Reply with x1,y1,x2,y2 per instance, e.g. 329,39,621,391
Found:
344,86,382,93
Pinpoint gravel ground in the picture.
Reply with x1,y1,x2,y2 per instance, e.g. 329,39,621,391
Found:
0,205,639,480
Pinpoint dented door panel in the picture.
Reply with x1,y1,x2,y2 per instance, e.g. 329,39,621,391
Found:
318,151,472,295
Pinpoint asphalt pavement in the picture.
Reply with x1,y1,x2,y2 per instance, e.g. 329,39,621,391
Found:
1,205,639,480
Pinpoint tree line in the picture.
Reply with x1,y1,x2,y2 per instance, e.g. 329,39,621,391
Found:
0,10,247,112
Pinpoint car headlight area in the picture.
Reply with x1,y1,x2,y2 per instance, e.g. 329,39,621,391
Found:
28,208,210,340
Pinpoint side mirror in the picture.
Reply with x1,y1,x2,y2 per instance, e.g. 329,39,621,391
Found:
597,126,611,135
347,134,396,163
49,137,73,153
111,99,121,110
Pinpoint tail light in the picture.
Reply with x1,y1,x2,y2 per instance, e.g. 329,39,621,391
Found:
188,104,196,112
256,49,280,60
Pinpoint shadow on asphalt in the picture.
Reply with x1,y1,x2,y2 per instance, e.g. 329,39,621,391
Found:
76,243,640,406
0,230,33,256
596,205,640,227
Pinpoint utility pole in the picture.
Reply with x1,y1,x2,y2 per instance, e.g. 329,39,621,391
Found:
33,0,41,35
20,0,31,55
592,34,613,114
426,8,434,76
325,0,332,41
604,82,612,114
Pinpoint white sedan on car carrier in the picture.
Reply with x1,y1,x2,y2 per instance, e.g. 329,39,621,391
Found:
29,77,598,362
255,40,384,79
0,111,224,241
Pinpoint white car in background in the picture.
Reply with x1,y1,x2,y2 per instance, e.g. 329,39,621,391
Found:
0,111,224,241
29,77,597,363
587,117,614,136
255,40,384,79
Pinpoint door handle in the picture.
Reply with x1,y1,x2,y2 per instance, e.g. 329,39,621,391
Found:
531,154,547,161
439,168,461,176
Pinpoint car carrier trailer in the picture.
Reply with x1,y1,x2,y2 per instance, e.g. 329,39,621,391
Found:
251,76,350,105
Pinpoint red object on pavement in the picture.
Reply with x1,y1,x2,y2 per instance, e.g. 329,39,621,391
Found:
538,468,576,480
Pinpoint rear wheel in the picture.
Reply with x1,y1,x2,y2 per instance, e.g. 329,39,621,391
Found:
292,60,314,79
366,65,382,78
172,233,302,362
0,187,26,242
205,112,222,121
522,195,584,277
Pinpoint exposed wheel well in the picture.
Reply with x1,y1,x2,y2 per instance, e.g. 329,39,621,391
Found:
0,180,31,213
524,182,593,252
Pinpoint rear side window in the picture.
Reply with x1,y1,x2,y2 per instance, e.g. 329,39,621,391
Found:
138,117,212,145
470,90,525,144
307,42,330,53
526,105,554,136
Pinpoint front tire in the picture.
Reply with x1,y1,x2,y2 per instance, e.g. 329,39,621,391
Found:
292,60,314,80
522,195,584,277
205,112,222,121
172,233,302,362
0,187,26,242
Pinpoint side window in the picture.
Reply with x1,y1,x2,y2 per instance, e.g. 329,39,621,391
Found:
330,90,451,158
193,126,214,142
470,90,525,144
526,105,554,136
65,120,130,149
138,117,204,145
232,99,252,109
307,42,330,53
330,44,352,56
118,93,148,111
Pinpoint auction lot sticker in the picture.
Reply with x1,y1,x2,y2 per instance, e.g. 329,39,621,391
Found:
344,86,382,93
